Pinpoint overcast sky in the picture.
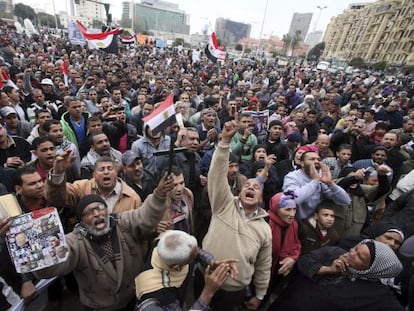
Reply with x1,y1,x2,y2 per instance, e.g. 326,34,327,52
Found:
16,0,375,37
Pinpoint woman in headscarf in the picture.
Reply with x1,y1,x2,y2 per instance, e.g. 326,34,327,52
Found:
269,239,404,311
336,222,405,252
269,191,301,279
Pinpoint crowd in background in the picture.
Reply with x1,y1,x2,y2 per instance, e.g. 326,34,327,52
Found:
0,21,414,311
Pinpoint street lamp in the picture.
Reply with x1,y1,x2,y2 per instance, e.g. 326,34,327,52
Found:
313,5,328,32
257,0,269,58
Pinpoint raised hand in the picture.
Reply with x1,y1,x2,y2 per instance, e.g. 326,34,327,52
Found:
320,163,333,186
53,149,76,174
308,163,320,180
221,121,239,144
154,172,175,198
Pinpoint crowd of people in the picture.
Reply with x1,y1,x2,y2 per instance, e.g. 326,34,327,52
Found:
0,21,414,311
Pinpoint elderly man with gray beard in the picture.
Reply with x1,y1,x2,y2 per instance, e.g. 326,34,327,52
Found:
33,167,175,310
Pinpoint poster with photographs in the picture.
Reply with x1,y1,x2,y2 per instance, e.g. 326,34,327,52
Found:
248,110,269,137
6,207,68,273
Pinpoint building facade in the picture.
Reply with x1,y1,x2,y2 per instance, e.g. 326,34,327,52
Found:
323,0,414,66
122,2,133,20
134,0,190,35
214,18,251,45
305,31,323,48
288,13,313,41
75,0,106,23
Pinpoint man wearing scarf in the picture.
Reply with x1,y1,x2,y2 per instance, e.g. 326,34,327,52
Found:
33,172,175,311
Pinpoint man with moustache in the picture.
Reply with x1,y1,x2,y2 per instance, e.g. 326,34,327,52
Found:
80,132,122,179
46,151,142,214
34,171,174,310
283,147,351,220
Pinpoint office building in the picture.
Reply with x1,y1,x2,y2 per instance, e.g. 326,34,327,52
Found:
75,0,105,23
305,30,323,48
288,13,313,41
323,0,414,66
214,18,251,45
134,0,190,35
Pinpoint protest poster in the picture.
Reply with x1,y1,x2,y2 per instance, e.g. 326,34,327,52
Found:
248,109,270,137
6,207,68,273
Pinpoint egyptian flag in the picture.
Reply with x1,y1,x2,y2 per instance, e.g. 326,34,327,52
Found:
120,29,136,44
76,21,119,53
143,93,176,135
204,32,226,63
59,59,69,87
120,35,135,44
0,70,18,89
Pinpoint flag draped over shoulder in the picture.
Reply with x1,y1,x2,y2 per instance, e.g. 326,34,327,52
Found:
204,32,226,63
75,21,119,53
142,93,176,135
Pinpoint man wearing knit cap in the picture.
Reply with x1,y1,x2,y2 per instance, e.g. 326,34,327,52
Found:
35,171,175,311
283,146,351,220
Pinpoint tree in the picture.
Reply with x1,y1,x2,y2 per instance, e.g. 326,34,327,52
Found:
291,30,302,56
37,12,62,29
349,57,366,68
282,34,291,55
173,38,184,46
271,50,279,58
372,61,387,71
307,42,325,62
235,44,243,52
14,3,37,22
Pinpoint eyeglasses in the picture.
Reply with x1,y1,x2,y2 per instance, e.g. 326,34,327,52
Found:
82,204,107,217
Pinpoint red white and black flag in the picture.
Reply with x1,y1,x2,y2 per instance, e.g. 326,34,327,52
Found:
76,21,119,53
204,32,226,63
142,93,176,135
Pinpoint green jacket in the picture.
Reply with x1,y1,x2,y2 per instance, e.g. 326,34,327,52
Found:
230,131,258,163
60,111,90,147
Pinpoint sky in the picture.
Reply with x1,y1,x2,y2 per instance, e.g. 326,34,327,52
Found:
16,0,376,38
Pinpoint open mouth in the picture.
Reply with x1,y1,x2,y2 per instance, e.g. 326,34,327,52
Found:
102,177,112,184
245,192,254,199
93,218,106,230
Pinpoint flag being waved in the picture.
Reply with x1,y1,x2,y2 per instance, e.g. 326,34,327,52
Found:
204,32,226,63
142,93,176,135
0,70,18,90
75,21,119,53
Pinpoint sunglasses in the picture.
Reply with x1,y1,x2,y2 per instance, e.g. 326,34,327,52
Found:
318,130,327,134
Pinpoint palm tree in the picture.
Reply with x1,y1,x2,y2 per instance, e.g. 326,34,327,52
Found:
291,30,302,57
282,34,291,55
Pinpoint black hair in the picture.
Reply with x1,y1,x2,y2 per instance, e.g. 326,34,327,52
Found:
13,166,38,187
42,119,61,132
31,136,54,150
